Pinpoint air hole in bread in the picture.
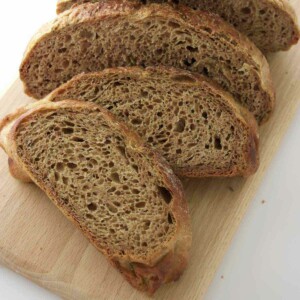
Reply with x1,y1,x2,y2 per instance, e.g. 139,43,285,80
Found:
155,48,163,55
62,177,68,185
67,162,77,169
158,187,172,204
168,213,174,224
62,127,74,134
86,213,94,219
147,137,154,143
144,220,151,230
186,45,199,53
80,29,93,39
72,137,85,142
62,197,69,205
174,119,186,133
183,58,196,67
132,165,139,172
62,60,70,68
136,202,146,208
65,35,71,42
82,184,89,191
131,118,142,125
116,146,126,158
141,90,148,97
111,172,121,183
132,189,140,195
203,67,209,76
56,162,64,171
107,187,116,193
168,21,180,28
113,201,121,207
107,203,118,213
87,202,97,211
58,48,67,53
201,27,212,34
241,7,251,14
89,158,97,166
214,137,222,150
190,124,196,130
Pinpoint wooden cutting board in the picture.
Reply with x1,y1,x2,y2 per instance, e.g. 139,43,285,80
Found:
0,5,300,299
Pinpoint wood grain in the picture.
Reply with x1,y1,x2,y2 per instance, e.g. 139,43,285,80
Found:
0,2,299,298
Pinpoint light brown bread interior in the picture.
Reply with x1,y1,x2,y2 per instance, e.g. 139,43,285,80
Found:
0,100,191,294
20,1,274,123
56,0,300,52
49,67,259,177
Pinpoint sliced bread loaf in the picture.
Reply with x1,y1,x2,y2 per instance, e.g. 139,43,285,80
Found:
56,0,300,52
48,67,259,177
0,100,191,294
20,1,275,124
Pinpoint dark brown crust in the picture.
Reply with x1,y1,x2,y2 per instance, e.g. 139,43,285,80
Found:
0,100,191,294
20,1,275,124
48,66,260,178
56,0,300,52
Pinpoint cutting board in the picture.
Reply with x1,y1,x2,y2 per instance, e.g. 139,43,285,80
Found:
0,4,300,299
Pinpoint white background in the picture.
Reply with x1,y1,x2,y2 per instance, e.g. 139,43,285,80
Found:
0,1,300,299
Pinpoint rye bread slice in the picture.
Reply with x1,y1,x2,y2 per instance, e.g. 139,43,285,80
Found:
48,66,259,177
56,0,300,52
0,100,191,294
20,1,275,124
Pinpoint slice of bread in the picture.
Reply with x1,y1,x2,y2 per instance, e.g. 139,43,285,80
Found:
56,0,300,52
48,66,259,177
20,1,275,124
0,100,191,294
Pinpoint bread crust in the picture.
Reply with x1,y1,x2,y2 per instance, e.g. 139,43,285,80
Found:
0,100,191,294
20,1,275,124
56,0,300,52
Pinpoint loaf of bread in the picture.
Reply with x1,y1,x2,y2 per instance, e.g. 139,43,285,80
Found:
20,1,274,124
0,100,191,294
48,66,259,177
56,0,300,52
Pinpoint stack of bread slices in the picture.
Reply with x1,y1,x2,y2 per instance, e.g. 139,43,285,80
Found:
0,0,299,294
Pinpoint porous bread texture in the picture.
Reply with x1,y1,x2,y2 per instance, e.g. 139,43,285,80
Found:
184,0,300,52
0,100,191,294
49,67,259,177
20,1,275,124
56,0,300,52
